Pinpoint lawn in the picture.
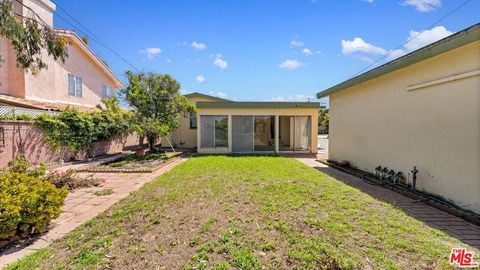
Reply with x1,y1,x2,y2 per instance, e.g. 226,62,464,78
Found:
7,156,463,269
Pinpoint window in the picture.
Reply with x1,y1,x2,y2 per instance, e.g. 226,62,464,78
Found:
200,115,228,148
102,85,111,98
68,74,82,97
190,111,197,129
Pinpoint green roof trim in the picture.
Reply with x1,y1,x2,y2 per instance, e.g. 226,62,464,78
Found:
317,23,480,98
184,92,231,101
197,101,320,109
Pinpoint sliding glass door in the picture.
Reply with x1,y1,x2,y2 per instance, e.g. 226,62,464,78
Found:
200,115,228,148
278,116,311,152
254,116,275,151
232,116,254,152
279,116,293,151
294,116,311,151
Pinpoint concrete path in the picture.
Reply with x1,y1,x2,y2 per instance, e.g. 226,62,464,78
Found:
297,157,480,251
0,156,188,268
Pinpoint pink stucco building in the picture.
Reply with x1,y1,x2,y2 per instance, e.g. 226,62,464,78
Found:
0,0,123,111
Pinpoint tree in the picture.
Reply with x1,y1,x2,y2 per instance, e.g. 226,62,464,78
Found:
319,108,329,134
122,71,195,151
0,1,68,74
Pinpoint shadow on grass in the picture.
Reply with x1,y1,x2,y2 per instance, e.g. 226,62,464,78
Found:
310,164,480,250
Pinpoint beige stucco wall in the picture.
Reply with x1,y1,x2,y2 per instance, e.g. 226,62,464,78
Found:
328,41,480,213
196,107,319,154
167,96,221,148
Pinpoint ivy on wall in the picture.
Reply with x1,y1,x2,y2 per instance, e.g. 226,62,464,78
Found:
34,99,133,153
2,98,134,153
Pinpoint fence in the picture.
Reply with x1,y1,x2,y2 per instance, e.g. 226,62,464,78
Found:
0,105,59,118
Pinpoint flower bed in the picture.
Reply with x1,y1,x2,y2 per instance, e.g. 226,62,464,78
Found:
77,150,183,173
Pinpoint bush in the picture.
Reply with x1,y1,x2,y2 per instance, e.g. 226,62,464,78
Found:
0,173,68,240
4,154,45,178
44,170,101,190
34,98,133,153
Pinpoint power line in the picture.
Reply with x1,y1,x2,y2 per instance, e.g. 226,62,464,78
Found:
50,2,140,72
350,0,474,78
13,0,139,72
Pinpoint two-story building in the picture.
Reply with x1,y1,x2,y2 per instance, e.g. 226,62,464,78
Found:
0,0,123,112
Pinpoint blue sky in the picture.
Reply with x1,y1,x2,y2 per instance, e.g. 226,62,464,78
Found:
53,0,479,105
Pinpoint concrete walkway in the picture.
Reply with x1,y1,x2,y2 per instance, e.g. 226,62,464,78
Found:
297,157,480,251
0,156,188,268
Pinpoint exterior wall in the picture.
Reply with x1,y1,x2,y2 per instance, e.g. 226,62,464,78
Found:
0,38,26,98
0,121,144,166
167,96,222,148
328,41,480,213
24,41,117,108
196,107,319,154
0,0,119,109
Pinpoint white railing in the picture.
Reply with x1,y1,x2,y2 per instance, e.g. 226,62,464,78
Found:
0,105,59,118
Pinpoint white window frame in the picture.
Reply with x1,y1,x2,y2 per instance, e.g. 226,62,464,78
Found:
102,84,111,98
68,73,83,98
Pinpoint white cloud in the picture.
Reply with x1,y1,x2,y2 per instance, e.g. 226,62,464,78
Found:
166,59,171,63
403,0,441,12
266,94,315,102
213,53,228,69
404,26,452,51
342,26,453,62
364,0,374,3
191,41,207,51
195,75,205,84
289,40,304,48
209,91,228,99
341,38,387,55
386,49,406,60
139,47,162,60
302,48,313,56
279,59,303,70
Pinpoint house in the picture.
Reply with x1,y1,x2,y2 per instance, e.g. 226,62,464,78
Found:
168,92,319,154
0,0,123,112
316,23,480,214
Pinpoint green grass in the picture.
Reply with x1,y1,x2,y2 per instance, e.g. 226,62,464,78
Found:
6,156,465,269
93,188,114,196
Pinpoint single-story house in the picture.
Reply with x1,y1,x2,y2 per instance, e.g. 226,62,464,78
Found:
167,92,319,154
317,23,480,214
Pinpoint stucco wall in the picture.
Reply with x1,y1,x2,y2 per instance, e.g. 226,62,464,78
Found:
167,96,222,148
328,41,480,213
196,107,319,154
0,121,144,166
24,41,117,108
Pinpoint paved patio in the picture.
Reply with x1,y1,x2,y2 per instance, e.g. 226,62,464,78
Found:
297,157,480,251
0,156,189,268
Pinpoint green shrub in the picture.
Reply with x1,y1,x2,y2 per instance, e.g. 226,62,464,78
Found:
34,98,133,153
3,154,46,178
0,173,68,240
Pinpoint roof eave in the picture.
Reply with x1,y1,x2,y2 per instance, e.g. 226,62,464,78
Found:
317,23,480,98
196,101,321,109
55,29,124,89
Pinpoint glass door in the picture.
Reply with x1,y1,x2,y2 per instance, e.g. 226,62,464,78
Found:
232,116,254,152
254,116,275,151
294,116,311,151
279,116,294,151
